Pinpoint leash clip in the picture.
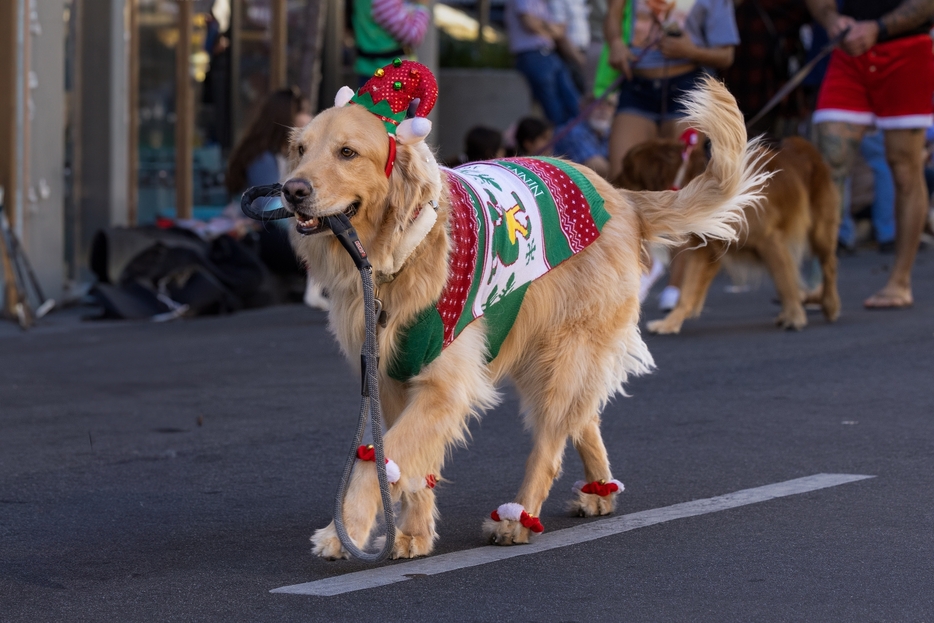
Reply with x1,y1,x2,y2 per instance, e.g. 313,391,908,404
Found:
374,298,388,328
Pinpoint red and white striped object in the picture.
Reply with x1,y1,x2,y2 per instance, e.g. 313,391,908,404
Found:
371,0,430,48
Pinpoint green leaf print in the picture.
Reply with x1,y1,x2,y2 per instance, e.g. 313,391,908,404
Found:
482,285,499,312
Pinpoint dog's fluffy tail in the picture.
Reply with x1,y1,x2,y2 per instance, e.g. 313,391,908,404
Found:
630,76,771,246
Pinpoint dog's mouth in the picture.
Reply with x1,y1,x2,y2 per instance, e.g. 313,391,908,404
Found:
295,201,360,236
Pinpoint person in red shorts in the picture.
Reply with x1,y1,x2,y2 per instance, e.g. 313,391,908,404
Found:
807,0,934,308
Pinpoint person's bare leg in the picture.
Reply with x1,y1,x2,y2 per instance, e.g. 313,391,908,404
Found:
864,128,928,308
608,113,657,180
816,122,867,249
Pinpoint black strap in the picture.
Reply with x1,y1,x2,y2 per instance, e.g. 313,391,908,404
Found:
240,184,291,221
355,47,405,60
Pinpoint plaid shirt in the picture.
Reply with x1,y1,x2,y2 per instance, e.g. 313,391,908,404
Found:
720,0,810,120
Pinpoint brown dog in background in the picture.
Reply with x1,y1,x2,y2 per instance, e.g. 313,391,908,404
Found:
618,136,840,333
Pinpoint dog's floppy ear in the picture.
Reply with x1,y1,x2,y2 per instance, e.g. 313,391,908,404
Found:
385,141,442,223
396,117,432,145
334,86,355,108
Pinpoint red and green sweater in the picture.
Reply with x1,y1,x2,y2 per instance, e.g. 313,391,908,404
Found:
387,157,611,382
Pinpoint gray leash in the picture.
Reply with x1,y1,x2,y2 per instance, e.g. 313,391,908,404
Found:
331,262,396,562
745,27,850,131
324,213,396,562
238,187,395,562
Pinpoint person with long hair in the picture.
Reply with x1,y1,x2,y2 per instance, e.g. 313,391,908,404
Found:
226,87,305,197
226,88,328,309
605,0,738,310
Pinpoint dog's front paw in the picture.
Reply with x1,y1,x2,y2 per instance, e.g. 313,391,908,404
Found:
483,518,532,546
647,317,683,335
776,306,807,331
569,490,617,517
374,530,436,559
310,522,349,560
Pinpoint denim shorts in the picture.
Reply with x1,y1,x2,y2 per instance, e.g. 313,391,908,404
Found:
616,69,706,122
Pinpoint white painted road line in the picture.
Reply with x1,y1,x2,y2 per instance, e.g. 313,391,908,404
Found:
271,473,874,597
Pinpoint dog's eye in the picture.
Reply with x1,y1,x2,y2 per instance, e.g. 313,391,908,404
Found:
297,145,305,157
340,147,356,159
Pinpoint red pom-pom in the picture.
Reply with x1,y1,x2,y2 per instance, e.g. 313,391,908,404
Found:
356,445,375,461
519,511,544,533
580,480,620,497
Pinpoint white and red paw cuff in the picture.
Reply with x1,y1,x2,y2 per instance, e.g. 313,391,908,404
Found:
572,479,624,496
490,502,544,533
356,445,437,490
355,445,400,484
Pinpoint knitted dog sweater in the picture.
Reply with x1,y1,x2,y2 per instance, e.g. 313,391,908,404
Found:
387,157,610,381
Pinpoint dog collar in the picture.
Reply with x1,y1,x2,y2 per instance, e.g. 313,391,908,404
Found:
379,199,439,282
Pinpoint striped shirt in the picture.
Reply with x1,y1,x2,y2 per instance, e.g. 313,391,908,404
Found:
371,0,431,48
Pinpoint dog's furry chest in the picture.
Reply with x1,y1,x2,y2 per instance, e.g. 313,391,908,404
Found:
387,157,610,381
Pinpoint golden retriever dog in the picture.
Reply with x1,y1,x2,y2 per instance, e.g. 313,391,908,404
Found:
282,73,766,560
618,136,840,333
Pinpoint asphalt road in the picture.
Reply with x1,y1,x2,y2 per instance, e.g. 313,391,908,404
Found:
1,249,932,622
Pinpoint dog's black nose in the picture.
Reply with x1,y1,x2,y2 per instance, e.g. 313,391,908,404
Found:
283,178,313,204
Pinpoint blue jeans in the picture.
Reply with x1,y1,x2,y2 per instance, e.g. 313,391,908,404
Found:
515,50,580,126
616,69,705,122
840,132,895,246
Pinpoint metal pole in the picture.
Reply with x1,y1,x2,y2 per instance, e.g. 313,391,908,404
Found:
175,0,193,220
127,0,139,226
414,0,438,147
231,0,243,143
321,0,343,109
478,0,490,42
270,0,288,90
67,0,84,281
14,0,26,236
0,0,19,236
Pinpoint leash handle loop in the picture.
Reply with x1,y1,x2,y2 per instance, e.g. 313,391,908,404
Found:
240,183,292,221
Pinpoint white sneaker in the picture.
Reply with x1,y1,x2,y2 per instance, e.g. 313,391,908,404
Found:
638,257,666,304
658,285,680,312
303,277,330,311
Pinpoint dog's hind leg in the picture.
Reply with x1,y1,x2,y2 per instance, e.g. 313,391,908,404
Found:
484,420,570,545
647,246,721,334
807,189,841,323
485,327,630,544
755,235,808,330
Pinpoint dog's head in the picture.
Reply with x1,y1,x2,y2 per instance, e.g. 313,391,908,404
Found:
282,63,443,273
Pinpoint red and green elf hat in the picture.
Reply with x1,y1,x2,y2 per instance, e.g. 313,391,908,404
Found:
334,58,438,144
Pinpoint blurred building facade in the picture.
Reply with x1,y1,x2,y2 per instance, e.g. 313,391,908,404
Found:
0,0,348,299
0,0,530,302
